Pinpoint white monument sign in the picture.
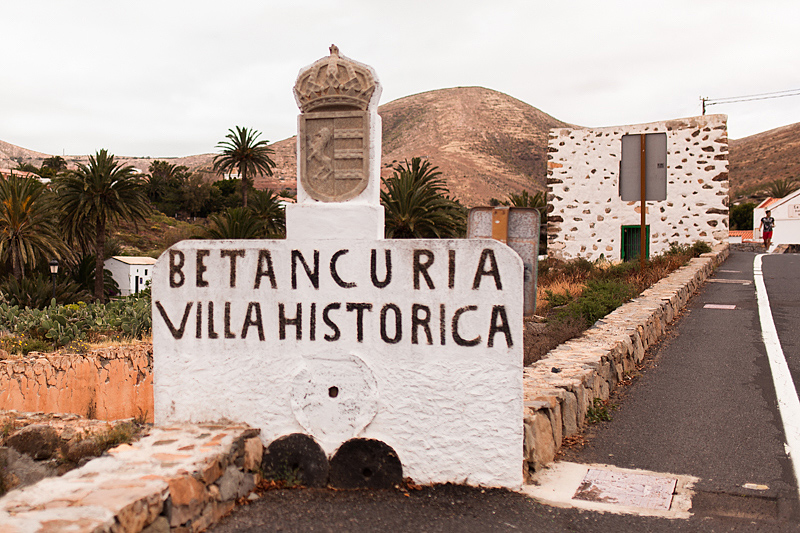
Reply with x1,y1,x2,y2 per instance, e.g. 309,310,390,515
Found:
153,47,523,488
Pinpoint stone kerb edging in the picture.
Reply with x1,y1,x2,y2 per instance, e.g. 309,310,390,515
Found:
522,244,729,479
0,424,263,533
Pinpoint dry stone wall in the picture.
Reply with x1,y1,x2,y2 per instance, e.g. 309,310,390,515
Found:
0,344,153,422
547,115,729,261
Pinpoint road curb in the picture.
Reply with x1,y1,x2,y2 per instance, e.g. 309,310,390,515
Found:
522,244,730,480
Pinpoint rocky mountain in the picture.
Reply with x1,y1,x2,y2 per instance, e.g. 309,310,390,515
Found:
727,122,800,197
3,87,799,205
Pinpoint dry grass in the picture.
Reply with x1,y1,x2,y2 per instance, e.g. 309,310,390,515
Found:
535,279,585,315
48,335,151,356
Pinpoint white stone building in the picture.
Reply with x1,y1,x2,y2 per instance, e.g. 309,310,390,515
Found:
546,115,729,262
753,190,800,248
107,256,156,296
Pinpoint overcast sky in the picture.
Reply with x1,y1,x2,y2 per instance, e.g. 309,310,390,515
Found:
3,0,799,158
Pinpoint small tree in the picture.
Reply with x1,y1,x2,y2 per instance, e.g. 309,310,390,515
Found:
729,202,755,230
213,126,276,208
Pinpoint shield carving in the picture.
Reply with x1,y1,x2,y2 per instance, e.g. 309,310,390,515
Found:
299,110,370,202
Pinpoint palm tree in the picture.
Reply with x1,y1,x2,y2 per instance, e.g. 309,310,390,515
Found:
54,149,150,302
147,160,189,201
42,156,67,171
249,189,286,238
381,158,467,239
763,178,799,199
506,190,546,210
213,126,276,208
203,207,266,239
0,173,67,280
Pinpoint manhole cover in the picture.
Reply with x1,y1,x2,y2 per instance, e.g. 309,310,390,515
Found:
573,469,677,510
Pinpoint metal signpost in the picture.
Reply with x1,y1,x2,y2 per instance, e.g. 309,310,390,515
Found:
620,133,667,266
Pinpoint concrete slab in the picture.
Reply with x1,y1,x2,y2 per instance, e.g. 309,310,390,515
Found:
523,462,698,519
574,468,676,510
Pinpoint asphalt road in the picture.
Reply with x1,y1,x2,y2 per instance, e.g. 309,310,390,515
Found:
211,251,800,532
764,254,800,395
561,251,800,527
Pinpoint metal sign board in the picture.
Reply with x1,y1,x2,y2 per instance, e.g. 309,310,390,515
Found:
468,207,539,317
619,133,667,201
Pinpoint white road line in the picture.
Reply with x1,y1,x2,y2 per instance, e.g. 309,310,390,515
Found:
754,253,800,499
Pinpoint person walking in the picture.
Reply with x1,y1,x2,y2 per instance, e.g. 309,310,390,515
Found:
759,209,776,251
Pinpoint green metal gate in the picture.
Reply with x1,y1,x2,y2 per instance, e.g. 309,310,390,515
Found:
621,225,650,262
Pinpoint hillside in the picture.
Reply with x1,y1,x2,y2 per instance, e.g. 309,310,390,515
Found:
728,122,800,196
4,87,800,204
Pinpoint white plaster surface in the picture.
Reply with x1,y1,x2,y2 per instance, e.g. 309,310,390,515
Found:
106,256,156,296
153,239,524,488
285,203,385,240
547,115,729,261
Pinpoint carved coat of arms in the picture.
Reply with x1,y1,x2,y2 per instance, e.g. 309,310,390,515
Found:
294,45,377,203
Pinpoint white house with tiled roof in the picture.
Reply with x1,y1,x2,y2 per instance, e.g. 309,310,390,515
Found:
107,256,157,296
753,191,800,249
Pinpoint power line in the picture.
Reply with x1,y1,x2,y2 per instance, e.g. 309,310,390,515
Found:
701,89,800,114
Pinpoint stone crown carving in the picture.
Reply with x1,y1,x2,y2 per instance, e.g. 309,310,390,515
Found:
294,45,377,112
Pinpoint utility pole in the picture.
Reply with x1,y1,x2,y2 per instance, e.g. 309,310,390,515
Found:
639,134,647,269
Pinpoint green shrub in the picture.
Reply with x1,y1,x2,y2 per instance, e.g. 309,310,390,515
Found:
543,290,573,308
691,241,712,256
0,274,89,310
586,398,614,423
558,279,636,326
665,240,711,258
0,291,152,351
1,335,55,355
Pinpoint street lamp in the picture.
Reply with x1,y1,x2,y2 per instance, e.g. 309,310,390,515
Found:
49,259,59,300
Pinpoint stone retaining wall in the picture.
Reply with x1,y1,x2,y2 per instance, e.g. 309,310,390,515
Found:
729,242,766,253
0,344,153,423
0,424,263,532
522,244,729,479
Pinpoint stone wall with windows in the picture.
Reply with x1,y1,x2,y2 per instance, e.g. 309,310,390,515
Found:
546,115,729,261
